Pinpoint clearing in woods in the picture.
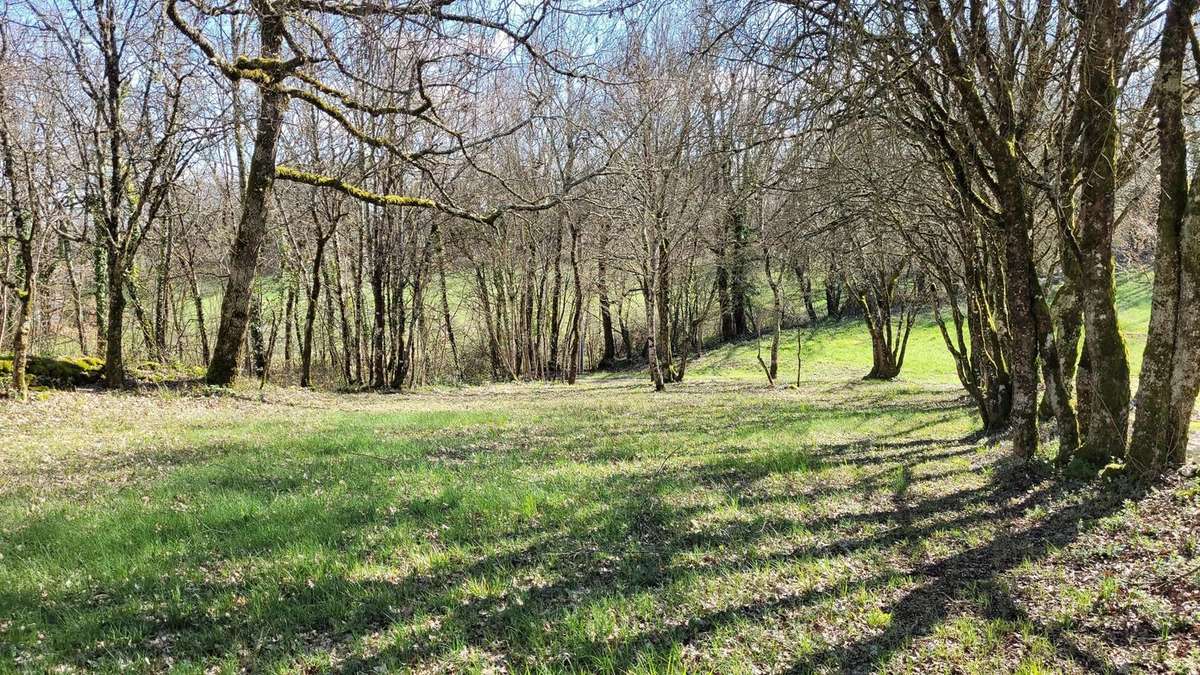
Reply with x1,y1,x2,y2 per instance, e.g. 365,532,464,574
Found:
1,282,1198,673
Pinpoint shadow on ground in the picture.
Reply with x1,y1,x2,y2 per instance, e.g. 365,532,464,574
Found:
0,380,1166,672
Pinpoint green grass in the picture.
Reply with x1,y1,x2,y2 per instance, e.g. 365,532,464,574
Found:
687,317,957,384
1,271,1196,673
691,271,1156,385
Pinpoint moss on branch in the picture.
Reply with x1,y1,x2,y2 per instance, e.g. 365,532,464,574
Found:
274,166,438,209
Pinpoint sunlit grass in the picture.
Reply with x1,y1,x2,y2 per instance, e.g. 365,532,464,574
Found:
0,272,1193,672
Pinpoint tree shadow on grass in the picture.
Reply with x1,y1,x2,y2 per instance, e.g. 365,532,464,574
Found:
777,467,1138,673
335,440,1123,672
0,393,1144,673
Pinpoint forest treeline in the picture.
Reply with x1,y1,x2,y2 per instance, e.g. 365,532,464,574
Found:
1,0,1198,479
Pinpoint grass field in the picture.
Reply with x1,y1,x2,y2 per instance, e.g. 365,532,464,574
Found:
1,272,1197,673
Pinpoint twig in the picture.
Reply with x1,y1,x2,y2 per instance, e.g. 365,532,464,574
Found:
1153,560,1200,590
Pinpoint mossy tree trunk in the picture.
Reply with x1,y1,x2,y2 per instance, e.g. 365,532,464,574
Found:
1044,257,1091,439
205,9,289,386
247,295,267,378
1129,0,1200,478
1000,207,1044,461
1073,0,1131,464
5,243,35,400
0,90,39,400
91,223,107,357
102,249,127,387
9,289,32,399
918,0,1071,461
1035,282,1080,462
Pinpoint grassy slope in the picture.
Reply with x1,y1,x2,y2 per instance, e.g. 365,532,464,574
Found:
0,272,1196,673
690,271,1157,385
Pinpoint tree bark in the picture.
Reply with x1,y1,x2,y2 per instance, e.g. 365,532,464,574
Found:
205,11,289,386
102,249,127,387
640,222,665,391
596,219,616,368
547,220,564,378
1129,0,1200,477
1004,226,1041,460
92,223,107,356
9,286,32,398
566,219,584,384
300,233,329,387
1074,0,1131,464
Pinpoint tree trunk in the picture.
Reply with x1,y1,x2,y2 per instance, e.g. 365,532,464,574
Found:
92,224,108,356
477,267,501,379
205,12,289,386
825,269,843,320
566,220,584,384
1005,226,1042,460
7,230,35,398
351,226,366,384
1035,288,1080,463
763,255,783,382
321,265,338,379
282,286,294,372
596,219,616,368
616,292,633,360
724,206,750,338
795,263,818,324
547,221,564,378
396,273,415,389
126,276,157,357
330,234,354,384
431,220,460,379
1071,0,1131,464
102,248,127,387
370,250,387,388
1129,0,1200,477
9,288,32,399
641,224,665,392
300,235,328,388
248,295,267,378
655,234,674,380
153,217,173,361
716,261,734,339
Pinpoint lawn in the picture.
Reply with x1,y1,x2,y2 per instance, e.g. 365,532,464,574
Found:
1,273,1197,673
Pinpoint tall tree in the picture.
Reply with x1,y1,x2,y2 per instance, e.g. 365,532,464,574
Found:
1128,0,1200,478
